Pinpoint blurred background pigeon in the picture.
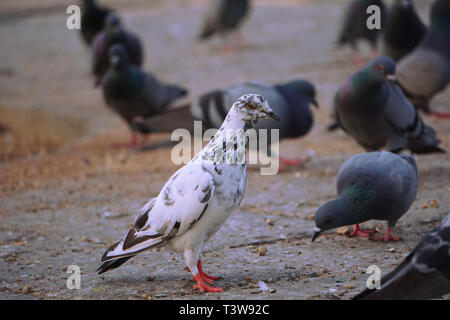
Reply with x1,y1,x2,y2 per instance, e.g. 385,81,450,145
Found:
198,0,251,52
396,0,450,119
312,151,418,242
101,44,188,147
80,0,113,47
381,0,427,62
130,79,318,171
92,13,143,87
354,213,450,299
332,56,444,154
336,0,386,65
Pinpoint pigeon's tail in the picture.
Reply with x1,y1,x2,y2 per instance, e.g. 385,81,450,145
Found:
327,122,340,131
97,227,164,274
167,85,188,102
131,104,197,134
198,28,214,41
408,122,445,154
97,257,133,274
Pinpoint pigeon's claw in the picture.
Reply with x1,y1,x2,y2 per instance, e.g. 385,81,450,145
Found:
193,274,223,293
197,260,220,281
349,224,377,237
372,228,400,242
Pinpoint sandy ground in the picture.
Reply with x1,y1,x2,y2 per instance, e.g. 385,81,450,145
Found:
0,0,449,300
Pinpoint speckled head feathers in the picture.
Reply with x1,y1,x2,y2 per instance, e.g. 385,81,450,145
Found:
231,94,280,124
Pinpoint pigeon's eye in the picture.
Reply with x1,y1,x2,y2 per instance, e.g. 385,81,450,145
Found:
377,65,383,71
248,103,256,110
326,218,333,224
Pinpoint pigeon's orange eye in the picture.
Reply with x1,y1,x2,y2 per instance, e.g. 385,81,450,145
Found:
326,218,333,224
377,65,383,71
248,103,256,110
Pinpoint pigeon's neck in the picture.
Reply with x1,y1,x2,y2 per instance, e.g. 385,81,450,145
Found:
220,108,247,130
197,108,249,166
340,185,376,221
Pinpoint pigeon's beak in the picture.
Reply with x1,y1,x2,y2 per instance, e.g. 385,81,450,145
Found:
311,227,321,242
386,74,396,84
311,98,319,109
266,111,280,121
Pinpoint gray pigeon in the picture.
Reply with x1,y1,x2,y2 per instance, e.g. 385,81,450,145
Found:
354,213,450,299
198,0,250,50
396,0,450,119
312,151,418,242
92,13,143,87
132,79,318,170
332,56,444,154
381,0,427,62
337,0,386,64
102,44,188,147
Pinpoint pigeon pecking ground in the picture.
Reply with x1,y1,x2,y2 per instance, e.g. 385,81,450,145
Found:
0,0,449,300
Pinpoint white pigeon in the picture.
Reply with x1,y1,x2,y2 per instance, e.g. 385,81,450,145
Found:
97,94,279,292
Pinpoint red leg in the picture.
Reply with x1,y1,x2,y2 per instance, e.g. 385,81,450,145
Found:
372,228,400,242
431,110,450,122
279,157,309,172
197,260,220,281
125,133,138,148
349,224,377,237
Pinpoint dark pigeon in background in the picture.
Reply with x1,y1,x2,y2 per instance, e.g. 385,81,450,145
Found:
80,0,113,47
332,56,444,154
198,0,250,51
101,44,188,147
92,13,143,87
132,80,319,170
396,0,450,119
381,0,427,62
336,0,386,64
354,213,450,299
312,151,418,242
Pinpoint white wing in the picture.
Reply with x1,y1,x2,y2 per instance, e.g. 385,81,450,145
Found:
101,163,214,261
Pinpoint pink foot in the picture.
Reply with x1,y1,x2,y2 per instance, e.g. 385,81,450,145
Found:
372,228,400,242
192,274,223,293
279,157,309,172
349,224,377,238
125,133,138,148
431,110,450,123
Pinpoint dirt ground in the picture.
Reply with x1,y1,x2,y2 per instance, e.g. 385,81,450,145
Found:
0,0,449,300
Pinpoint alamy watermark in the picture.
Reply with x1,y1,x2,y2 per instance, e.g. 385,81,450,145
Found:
366,265,381,290
170,121,280,176
66,265,81,290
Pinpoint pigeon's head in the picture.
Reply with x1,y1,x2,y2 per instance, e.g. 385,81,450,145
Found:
232,94,280,124
312,199,349,242
366,56,397,83
104,13,121,30
108,44,128,68
282,79,319,108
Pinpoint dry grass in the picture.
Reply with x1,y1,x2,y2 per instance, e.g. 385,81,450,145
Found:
0,106,85,162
